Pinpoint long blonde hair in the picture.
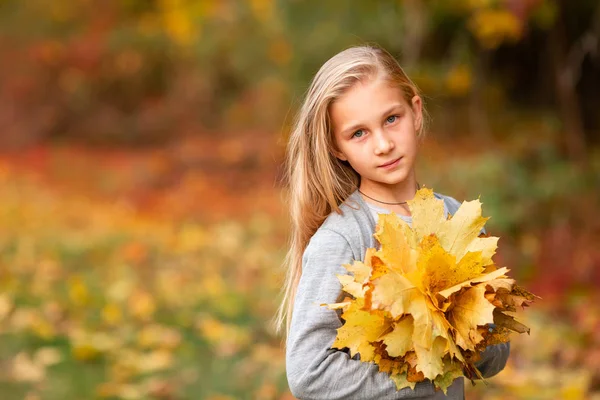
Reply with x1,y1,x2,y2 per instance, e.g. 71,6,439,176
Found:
273,44,427,340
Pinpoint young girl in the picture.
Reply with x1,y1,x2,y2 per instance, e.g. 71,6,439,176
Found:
274,45,510,399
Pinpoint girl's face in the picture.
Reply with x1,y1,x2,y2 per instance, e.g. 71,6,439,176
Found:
330,76,422,192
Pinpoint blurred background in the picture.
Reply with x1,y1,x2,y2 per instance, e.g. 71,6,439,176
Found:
0,0,598,399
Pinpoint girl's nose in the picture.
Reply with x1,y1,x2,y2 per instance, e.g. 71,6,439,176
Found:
374,131,394,155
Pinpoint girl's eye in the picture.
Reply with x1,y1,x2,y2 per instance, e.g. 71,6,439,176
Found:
386,115,398,123
352,130,365,138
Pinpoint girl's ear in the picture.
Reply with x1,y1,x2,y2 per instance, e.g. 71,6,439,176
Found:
411,95,423,132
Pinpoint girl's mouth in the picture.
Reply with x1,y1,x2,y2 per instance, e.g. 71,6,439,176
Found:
378,157,402,169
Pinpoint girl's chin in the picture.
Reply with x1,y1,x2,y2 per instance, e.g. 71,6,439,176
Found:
379,170,410,184
361,167,415,186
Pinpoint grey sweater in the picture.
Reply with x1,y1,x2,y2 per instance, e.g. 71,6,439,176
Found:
286,189,510,399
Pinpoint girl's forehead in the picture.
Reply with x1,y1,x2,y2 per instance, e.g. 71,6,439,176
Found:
330,79,407,119
337,78,405,104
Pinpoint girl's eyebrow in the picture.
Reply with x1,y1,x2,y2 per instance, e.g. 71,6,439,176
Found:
339,103,405,136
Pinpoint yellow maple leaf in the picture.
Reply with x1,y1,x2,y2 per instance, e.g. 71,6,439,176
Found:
409,188,446,241
437,267,510,300
332,299,391,362
436,198,490,261
337,274,366,299
431,311,464,362
414,336,448,379
335,259,373,299
412,234,486,297
380,315,413,357
344,260,372,284
407,188,498,264
374,214,417,274
448,284,496,351
369,273,418,318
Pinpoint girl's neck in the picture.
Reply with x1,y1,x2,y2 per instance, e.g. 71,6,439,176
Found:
358,176,418,217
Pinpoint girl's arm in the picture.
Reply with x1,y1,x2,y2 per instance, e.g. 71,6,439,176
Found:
285,228,464,400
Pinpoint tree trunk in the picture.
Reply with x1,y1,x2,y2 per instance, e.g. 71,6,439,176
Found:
549,0,590,166
469,46,492,143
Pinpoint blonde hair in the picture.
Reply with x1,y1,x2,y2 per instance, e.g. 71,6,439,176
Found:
273,44,427,340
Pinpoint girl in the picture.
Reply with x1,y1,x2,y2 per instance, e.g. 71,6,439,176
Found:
274,45,510,399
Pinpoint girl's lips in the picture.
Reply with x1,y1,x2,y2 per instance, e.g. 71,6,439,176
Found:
378,157,402,168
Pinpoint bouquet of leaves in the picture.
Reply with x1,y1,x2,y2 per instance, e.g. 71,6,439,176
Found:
322,188,538,394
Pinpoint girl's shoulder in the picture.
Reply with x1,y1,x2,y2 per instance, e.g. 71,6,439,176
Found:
313,191,374,259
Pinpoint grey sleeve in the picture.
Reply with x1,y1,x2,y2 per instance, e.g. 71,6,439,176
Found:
285,228,462,400
473,342,510,379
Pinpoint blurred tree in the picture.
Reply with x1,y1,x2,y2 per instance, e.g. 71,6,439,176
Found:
548,0,599,165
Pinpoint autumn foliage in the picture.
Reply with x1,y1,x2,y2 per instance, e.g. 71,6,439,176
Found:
323,188,538,393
